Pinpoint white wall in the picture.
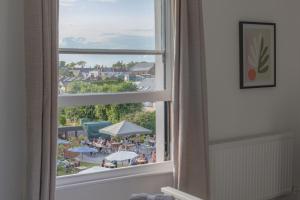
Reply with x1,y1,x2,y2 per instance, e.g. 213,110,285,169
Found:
0,0,26,200
55,172,173,200
202,0,300,198
203,0,300,141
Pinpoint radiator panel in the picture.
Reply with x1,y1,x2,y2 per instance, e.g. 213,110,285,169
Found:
210,133,294,200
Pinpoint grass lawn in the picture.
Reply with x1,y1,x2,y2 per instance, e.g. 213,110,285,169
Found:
57,161,98,177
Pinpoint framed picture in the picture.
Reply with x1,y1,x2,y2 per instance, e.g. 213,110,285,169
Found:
239,21,276,89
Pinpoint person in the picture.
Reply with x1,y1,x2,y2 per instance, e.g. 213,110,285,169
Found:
130,158,137,166
151,151,156,163
101,159,105,167
107,140,111,147
119,144,125,151
124,137,129,144
145,135,150,143
112,160,118,168
142,154,148,163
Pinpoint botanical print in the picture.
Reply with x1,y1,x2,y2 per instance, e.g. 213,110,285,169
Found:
240,22,276,88
245,29,272,81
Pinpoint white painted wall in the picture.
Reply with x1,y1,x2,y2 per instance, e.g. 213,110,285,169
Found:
0,0,26,200
203,0,300,198
203,0,300,141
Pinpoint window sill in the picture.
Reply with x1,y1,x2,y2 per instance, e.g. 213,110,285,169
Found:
56,161,174,189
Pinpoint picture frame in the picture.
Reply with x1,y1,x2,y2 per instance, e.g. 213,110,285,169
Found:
239,21,276,89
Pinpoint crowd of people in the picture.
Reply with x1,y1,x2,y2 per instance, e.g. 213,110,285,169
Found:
100,151,156,169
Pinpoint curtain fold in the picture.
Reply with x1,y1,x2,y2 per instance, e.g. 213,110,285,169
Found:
171,0,210,199
24,0,58,199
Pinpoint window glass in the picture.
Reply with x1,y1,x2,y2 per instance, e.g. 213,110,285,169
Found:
57,102,159,177
59,0,161,50
57,0,169,178
58,54,164,94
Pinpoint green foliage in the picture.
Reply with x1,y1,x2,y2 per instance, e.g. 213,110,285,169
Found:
60,80,143,125
95,103,143,123
59,114,67,126
59,61,66,68
66,62,76,68
59,61,155,132
66,80,137,94
59,67,75,78
57,161,97,177
78,135,87,142
112,61,138,70
122,111,156,133
126,61,138,69
68,136,81,148
258,37,270,73
112,136,122,142
77,61,87,68
57,144,66,160
112,61,126,69
63,105,97,124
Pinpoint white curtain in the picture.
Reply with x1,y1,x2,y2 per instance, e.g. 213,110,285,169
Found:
171,0,210,199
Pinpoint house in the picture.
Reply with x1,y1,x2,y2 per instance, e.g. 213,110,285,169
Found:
129,62,155,76
135,78,156,92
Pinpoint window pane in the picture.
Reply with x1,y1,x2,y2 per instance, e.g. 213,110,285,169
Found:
59,0,163,50
57,102,162,177
58,54,165,94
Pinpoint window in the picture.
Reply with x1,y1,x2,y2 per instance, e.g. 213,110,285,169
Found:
57,0,172,179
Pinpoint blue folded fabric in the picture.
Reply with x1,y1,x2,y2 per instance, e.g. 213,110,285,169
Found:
130,193,174,200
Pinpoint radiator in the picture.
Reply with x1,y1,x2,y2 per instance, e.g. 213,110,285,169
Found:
209,132,294,200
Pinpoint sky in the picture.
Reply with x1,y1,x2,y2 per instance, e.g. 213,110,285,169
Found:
59,0,159,67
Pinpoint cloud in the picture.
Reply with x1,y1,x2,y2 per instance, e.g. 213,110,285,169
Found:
60,0,116,6
88,0,117,2
60,0,77,6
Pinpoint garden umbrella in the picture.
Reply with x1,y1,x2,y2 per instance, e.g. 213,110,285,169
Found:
57,138,70,145
105,151,138,162
68,146,98,160
100,120,152,137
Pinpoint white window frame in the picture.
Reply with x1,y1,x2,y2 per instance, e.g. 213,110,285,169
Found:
57,0,174,186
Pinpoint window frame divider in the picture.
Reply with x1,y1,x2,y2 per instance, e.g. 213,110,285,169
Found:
58,90,172,107
59,48,165,56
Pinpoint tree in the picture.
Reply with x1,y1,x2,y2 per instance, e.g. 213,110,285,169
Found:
59,114,67,126
59,61,154,129
95,103,143,123
122,111,156,133
66,80,137,94
59,67,74,78
63,105,97,124
126,61,138,69
59,61,66,68
60,80,142,125
77,61,87,68
66,62,76,68
112,61,126,69
94,64,102,69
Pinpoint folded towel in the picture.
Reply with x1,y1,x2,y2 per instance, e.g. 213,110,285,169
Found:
130,193,174,200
